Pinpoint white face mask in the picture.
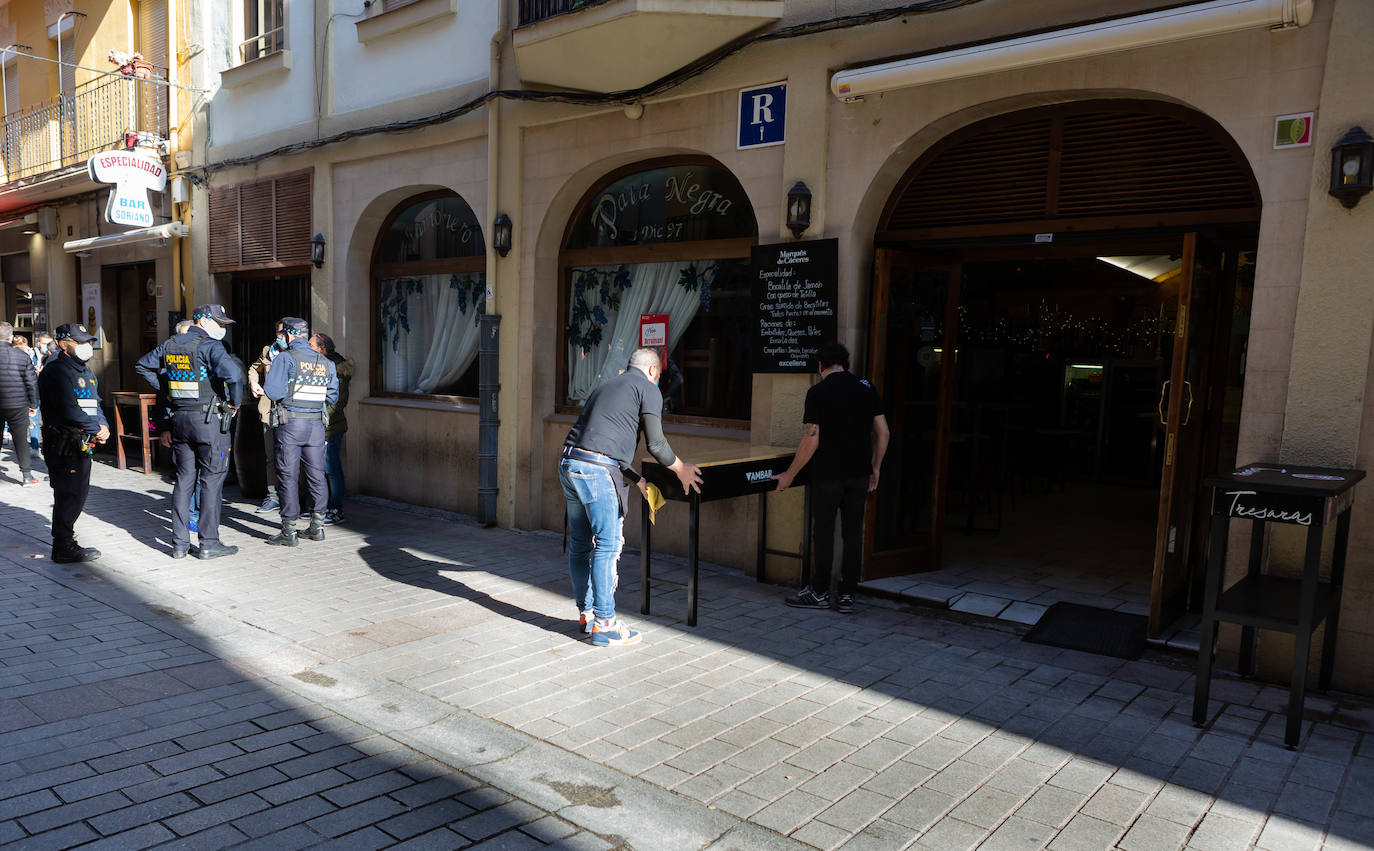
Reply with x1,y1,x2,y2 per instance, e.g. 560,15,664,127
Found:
73,343,94,362
205,321,227,341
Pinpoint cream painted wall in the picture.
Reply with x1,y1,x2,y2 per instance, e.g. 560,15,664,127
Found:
206,0,315,146
332,2,495,115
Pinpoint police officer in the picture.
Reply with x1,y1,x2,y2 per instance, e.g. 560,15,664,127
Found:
136,304,244,559
263,317,337,546
37,323,109,563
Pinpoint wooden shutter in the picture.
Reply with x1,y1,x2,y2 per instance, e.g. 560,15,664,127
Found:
879,100,1260,240
207,169,314,272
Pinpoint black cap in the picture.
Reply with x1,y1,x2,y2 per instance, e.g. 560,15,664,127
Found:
54,323,97,343
192,303,235,325
281,317,309,334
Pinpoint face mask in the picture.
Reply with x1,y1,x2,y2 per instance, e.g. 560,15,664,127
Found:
275,335,288,350
206,322,227,341
73,343,94,362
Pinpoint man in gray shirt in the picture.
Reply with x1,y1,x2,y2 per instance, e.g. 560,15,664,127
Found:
559,347,702,646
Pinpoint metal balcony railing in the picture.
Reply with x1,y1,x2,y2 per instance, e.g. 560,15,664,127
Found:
0,66,169,185
518,0,610,26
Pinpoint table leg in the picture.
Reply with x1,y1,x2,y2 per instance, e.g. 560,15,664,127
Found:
1193,513,1230,727
1320,511,1352,691
640,497,651,616
688,496,699,627
802,485,812,589
756,491,767,582
1239,518,1264,676
140,399,152,474
114,403,128,470
1285,522,1325,747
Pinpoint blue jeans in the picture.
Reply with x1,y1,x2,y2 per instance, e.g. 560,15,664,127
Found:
559,457,625,621
324,434,344,511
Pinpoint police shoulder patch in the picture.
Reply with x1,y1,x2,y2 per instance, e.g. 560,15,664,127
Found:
78,377,87,387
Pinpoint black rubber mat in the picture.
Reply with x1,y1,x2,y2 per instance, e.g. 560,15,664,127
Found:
1023,601,1148,660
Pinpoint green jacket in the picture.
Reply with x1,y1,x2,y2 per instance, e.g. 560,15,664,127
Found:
325,355,352,438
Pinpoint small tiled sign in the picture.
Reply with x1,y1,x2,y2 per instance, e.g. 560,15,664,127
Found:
1274,112,1313,149
738,82,787,150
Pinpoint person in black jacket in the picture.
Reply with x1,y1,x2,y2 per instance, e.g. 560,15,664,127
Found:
136,304,244,560
0,321,40,486
37,323,109,563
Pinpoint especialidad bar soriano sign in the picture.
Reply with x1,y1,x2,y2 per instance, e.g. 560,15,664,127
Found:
87,150,167,228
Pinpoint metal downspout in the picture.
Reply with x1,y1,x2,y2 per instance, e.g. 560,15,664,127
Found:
478,2,510,527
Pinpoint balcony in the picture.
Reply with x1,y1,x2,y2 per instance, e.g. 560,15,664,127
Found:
1,67,169,186
513,0,782,93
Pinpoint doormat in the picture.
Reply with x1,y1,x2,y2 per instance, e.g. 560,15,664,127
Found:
1023,602,1147,660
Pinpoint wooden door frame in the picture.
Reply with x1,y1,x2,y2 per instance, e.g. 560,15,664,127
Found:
862,248,961,579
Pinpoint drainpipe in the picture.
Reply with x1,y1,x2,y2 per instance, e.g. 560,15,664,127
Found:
478,1,510,527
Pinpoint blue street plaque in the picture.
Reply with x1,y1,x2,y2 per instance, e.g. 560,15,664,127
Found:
738,82,786,150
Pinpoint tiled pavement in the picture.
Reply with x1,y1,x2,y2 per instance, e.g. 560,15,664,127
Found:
1,453,1373,850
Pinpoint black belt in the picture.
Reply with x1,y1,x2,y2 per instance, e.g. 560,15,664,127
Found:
562,446,620,467
278,409,323,420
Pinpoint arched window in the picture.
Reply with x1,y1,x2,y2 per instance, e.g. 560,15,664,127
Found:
372,191,485,398
560,157,758,421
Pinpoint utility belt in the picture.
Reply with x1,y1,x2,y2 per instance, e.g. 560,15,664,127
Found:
41,424,95,459
561,446,622,469
271,406,326,427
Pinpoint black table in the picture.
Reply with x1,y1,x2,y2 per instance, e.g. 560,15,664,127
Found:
640,446,809,626
1193,463,1364,746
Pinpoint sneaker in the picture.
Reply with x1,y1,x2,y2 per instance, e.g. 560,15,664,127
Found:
836,594,855,614
20,475,40,487
256,495,279,513
578,610,595,635
321,509,342,526
189,518,199,533
590,618,641,647
785,587,830,609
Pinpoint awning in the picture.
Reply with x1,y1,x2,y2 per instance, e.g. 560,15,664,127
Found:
63,221,188,254
831,0,1314,100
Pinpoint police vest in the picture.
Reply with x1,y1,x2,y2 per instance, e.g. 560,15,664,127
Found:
284,349,329,411
162,336,214,410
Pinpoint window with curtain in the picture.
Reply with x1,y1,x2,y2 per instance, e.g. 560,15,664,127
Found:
562,160,757,420
374,192,486,398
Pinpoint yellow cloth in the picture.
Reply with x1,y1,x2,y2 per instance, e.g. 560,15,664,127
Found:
645,482,667,524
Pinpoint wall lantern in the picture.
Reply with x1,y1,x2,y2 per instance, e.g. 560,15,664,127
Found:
786,181,812,237
310,233,327,268
1329,126,1374,209
493,213,512,257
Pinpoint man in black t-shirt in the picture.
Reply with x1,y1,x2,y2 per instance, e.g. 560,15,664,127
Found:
773,342,890,613
560,347,702,646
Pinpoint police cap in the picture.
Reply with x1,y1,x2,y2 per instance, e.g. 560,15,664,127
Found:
192,303,235,324
55,323,97,343
281,317,309,335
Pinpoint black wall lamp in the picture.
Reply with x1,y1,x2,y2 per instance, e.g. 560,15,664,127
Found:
1329,126,1374,209
310,232,326,268
493,213,512,257
786,181,812,237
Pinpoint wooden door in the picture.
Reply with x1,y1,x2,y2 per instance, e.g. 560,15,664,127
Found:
1150,233,1222,635
863,249,961,579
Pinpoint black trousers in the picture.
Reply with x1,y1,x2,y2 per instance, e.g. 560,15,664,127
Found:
2,405,33,475
171,410,231,547
262,423,278,489
275,417,325,522
811,475,869,597
48,451,91,546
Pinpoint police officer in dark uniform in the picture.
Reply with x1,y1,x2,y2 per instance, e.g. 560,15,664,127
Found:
135,304,244,559
263,317,337,546
37,323,109,563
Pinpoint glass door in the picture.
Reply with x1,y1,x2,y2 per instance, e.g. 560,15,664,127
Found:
864,249,961,578
1150,233,1223,635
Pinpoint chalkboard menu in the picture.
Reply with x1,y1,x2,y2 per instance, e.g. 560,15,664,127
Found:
751,238,838,373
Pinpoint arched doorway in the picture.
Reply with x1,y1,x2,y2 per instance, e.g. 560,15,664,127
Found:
868,100,1261,635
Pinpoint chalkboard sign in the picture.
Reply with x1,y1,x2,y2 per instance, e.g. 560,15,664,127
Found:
751,238,838,373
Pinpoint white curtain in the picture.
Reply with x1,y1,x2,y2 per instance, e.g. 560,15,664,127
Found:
566,261,708,403
378,273,485,394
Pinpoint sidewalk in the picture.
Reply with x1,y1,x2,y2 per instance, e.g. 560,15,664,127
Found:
1,453,1372,850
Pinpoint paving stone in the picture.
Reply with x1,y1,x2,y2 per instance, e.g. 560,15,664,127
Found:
1017,785,1089,829
914,815,986,851
1119,813,1191,851
949,785,1021,829
883,787,955,832
17,790,129,834
1187,811,1260,851
1048,813,1125,851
